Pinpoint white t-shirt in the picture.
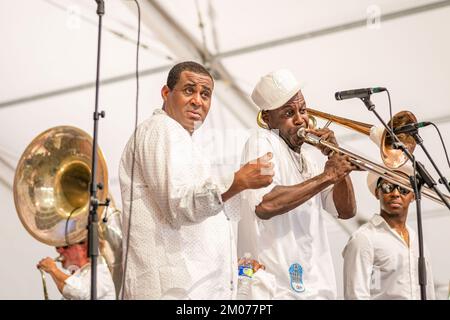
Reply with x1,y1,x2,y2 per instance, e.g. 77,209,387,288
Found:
342,214,435,300
62,261,116,300
238,128,338,299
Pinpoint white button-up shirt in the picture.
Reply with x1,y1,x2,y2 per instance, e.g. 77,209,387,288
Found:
119,109,237,300
342,214,435,300
238,129,338,299
62,261,116,300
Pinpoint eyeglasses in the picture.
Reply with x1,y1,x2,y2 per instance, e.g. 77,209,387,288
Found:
378,181,411,195
56,241,85,250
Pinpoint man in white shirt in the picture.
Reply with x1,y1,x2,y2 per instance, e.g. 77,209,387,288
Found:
238,69,359,299
119,61,274,299
342,168,435,300
37,241,116,300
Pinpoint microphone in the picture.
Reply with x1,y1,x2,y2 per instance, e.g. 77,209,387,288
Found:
335,87,386,100
393,121,432,134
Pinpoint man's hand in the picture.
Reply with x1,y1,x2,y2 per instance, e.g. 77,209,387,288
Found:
235,152,274,191
238,257,266,271
324,153,360,184
251,259,265,273
37,257,70,294
306,127,337,156
222,152,274,202
37,257,57,274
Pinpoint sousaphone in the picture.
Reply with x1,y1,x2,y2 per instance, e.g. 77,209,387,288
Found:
13,126,122,297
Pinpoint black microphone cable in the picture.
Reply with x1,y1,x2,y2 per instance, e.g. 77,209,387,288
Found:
120,0,141,300
430,122,450,170
386,89,393,132
65,207,80,247
385,89,450,188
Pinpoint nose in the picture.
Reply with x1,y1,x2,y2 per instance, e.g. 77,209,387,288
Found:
390,187,401,197
190,92,202,108
293,111,306,126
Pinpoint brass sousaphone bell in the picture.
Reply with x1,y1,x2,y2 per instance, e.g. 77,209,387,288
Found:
13,126,122,297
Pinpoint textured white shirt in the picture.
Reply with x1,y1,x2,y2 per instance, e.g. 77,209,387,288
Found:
238,129,338,300
342,214,435,300
119,109,237,300
62,261,116,300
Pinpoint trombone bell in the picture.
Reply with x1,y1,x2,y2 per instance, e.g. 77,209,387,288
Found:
306,108,417,169
381,111,417,168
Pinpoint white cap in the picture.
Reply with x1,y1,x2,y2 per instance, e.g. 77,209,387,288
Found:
367,165,414,197
251,69,302,110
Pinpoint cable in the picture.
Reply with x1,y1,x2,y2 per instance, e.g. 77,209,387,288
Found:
386,89,393,131
64,207,80,246
120,0,141,300
430,122,450,169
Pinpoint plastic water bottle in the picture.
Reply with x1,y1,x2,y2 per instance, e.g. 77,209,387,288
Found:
237,252,253,299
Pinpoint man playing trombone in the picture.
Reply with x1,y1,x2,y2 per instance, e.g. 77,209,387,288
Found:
238,69,359,299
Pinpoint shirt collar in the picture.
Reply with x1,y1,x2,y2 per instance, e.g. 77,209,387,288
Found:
369,214,386,227
369,214,416,242
153,108,166,116
153,108,192,137
266,129,311,175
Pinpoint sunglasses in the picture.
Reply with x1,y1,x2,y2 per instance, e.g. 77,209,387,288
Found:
378,181,411,195
56,241,86,250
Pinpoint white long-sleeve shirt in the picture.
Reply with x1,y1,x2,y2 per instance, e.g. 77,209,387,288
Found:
119,109,237,300
62,261,116,300
238,128,338,299
342,214,435,300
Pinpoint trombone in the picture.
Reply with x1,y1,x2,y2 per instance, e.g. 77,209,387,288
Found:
298,108,450,206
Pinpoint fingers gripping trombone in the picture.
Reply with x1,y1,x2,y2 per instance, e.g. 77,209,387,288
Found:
37,255,64,300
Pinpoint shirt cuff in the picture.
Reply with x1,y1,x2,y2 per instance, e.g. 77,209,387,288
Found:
214,172,235,196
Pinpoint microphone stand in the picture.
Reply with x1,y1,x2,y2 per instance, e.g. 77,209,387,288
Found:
359,95,450,300
88,0,108,300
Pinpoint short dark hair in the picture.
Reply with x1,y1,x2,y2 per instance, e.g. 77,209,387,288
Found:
166,61,213,90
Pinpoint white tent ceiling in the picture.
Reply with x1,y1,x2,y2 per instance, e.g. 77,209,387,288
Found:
1,0,449,299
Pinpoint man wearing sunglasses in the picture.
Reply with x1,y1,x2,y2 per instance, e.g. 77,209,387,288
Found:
342,168,435,299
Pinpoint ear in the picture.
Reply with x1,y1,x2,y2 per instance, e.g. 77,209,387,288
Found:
161,85,170,103
375,188,380,200
261,111,271,129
